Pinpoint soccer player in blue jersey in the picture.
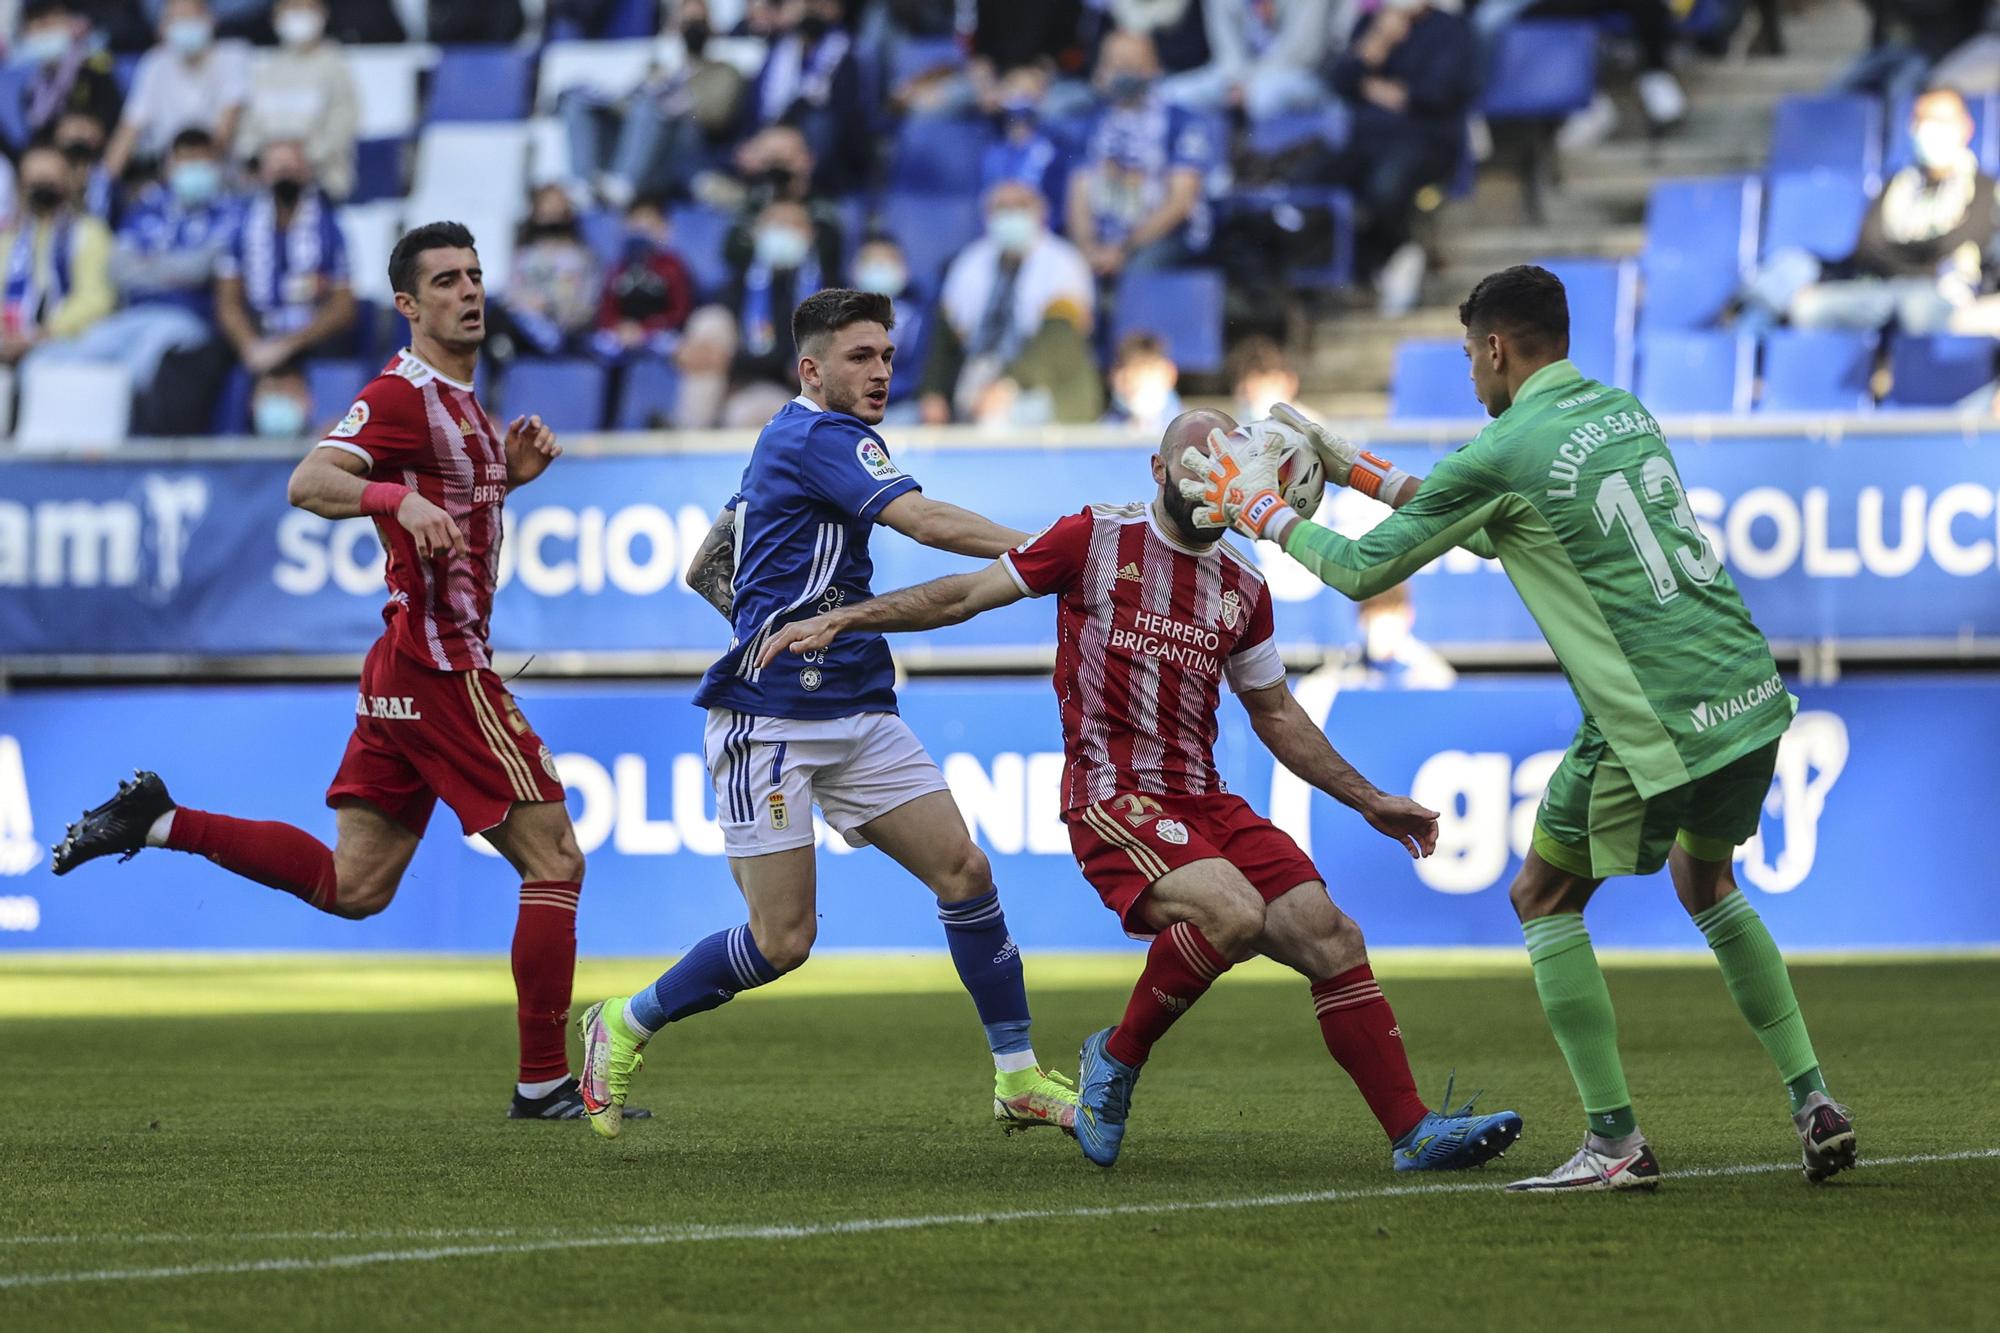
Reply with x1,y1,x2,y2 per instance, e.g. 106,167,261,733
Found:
576,289,1079,1138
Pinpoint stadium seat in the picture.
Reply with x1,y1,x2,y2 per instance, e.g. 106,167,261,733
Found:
1533,256,1637,387
349,138,406,204
1768,95,1882,177
338,202,405,305
502,359,609,433
534,38,661,110
614,360,683,430
1762,170,1870,263
1390,339,1474,419
305,359,373,428
526,116,572,187
427,46,532,123
1247,103,1348,156
890,115,994,196
666,204,736,299
1637,330,1750,414
1885,335,1995,410
1111,269,1225,376
1640,176,1761,331
579,208,629,270
346,44,440,141
878,192,982,290
16,360,132,452
1886,90,2000,175
890,35,966,89
410,123,530,215
1758,329,1874,413
1482,21,1598,221
604,0,663,39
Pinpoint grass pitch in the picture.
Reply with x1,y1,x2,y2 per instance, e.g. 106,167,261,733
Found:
2,952,1994,1331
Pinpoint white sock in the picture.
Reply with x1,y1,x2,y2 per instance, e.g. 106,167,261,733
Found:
517,1076,568,1100
994,1048,1039,1075
621,997,657,1040
144,809,175,848
1588,1127,1646,1157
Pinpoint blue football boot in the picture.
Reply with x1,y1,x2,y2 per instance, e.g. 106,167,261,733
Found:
1075,1027,1141,1167
1392,1074,1523,1172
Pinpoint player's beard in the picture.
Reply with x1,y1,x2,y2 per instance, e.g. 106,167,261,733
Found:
1159,481,1223,547
825,378,885,425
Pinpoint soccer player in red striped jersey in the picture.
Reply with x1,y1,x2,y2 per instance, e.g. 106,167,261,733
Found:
51,222,638,1122
759,408,1523,1168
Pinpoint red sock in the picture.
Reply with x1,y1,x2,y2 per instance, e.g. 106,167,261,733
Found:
1105,921,1231,1068
164,808,338,913
513,881,580,1085
1311,964,1428,1141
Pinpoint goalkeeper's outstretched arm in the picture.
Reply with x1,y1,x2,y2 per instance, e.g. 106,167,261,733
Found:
755,561,1025,669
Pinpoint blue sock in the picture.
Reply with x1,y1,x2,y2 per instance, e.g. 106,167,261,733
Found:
937,890,1034,1064
625,924,778,1037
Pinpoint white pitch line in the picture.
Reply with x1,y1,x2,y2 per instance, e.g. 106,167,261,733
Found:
3,1149,1995,1292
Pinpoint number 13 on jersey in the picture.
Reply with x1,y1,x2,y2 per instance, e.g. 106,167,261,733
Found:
1593,455,1722,604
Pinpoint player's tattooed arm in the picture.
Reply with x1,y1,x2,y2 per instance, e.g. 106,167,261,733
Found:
1239,681,1440,860
755,561,1025,669
686,505,738,619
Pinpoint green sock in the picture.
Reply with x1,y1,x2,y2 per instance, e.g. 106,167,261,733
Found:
1522,914,1636,1138
1693,892,1827,1114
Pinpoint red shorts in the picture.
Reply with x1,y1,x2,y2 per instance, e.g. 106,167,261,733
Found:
1065,791,1323,935
325,637,565,837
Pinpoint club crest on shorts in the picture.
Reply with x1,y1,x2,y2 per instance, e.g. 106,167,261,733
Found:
538,746,560,782
768,792,790,830
1155,819,1190,846
1219,590,1242,631
799,666,823,692
330,400,370,438
856,437,902,481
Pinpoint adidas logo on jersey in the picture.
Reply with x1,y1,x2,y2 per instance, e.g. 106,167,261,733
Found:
1116,562,1143,582
458,418,475,437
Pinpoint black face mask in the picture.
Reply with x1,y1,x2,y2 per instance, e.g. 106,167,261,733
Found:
24,184,64,214
797,13,829,40
758,166,801,196
529,220,578,241
681,19,710,55
270,177,305,207
58,142,98,167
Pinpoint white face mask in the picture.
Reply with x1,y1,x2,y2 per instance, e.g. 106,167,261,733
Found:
753,224,810,269
165,17,214,56
1913,120,1968,169
275,9,326,47
854,260,907,297
987,207,1039,254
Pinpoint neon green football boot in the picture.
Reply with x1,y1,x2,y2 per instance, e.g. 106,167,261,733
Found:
994,1066,1079,1135
576,997,647,1139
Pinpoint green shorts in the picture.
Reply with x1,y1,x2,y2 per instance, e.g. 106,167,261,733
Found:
1531,722,1780,879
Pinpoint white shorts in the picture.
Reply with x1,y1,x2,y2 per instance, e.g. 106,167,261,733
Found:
703,708,951,859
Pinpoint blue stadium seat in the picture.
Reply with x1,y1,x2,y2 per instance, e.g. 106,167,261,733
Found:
604,0,662,38
579,208,628,271
1636,330,1749,414
1390,339,1474,419
1885,335,1995,409
305,359,372,429
1248,104,1348,156
503,359,608,433
1114,269,1225,376
1482,21,1598,120
666,205,736,300
1533,256,1637,387
349,138,405,204
614,360,683,430
1640,176,1760,331
890,115,994,196
427,46,532,123
1762,171,1870,262
1768,95,1881,177
891,35,967,88
1886,91,2000,175
878,192,982,289
1758,330,1874,413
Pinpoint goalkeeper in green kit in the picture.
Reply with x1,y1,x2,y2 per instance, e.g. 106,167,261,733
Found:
1183,265,1855,1193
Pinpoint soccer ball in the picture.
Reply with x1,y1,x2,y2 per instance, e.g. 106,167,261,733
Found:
1220,420,1326,520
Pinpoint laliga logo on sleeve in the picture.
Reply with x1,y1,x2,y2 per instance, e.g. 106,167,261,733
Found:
856,438,902,481
330,400,370,439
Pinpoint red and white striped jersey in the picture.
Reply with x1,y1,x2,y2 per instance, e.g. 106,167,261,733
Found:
315,349,509,673
1001,502,1286,811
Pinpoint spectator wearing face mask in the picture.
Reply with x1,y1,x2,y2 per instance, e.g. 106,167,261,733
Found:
237,0,358,201
1067,28,1218,282
719,197,823,417
979,63,1066,214
29,126,237,422
214,138,355,378
0,141,115,367
745,0,870,194
850,233,928,413
51,109,115,218
492,184,602,360
1342,584,1458,690
1161,0,1333,122
592,194,698,363
1740,90,2000,335
1102,329,1181,431
723,125,846,279
105,0,250,182
1228,334,1301,421
5,1,125,158
922,178,1101,425
248,360,312,438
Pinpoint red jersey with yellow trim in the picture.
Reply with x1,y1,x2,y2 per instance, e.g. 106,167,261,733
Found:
1000,502,1286,811
316,349,509,672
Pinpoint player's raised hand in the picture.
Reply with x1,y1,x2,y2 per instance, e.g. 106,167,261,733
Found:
757,613,844,670
504,414,562,486
1362,792,1441,860
397,492,468,562
1269,402,1357,484
1178,426,1287,539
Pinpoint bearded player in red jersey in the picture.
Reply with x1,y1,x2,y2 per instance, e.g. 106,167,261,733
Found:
760,408,1523,1168
51,221,645,1122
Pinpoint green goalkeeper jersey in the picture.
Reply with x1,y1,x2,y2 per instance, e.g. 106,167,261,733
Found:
1286,358,1795,799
